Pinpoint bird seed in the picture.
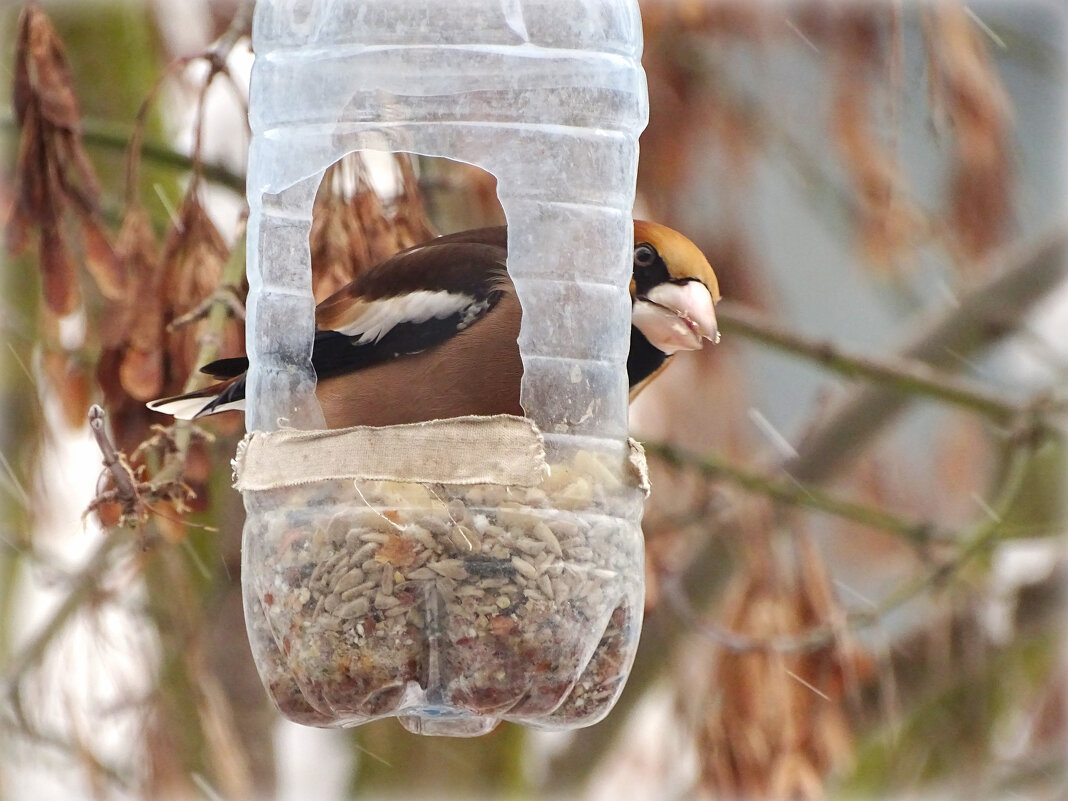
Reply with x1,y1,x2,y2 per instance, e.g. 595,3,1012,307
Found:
242,447,645,732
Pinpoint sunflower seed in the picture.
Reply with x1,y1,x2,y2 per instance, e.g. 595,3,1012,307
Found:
359,531,391,544
510,556,538,581
333,568,365,594
532,523,563,557
334,597,370,618
427,559,467,580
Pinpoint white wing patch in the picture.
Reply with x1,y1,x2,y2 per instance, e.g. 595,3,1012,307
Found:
333,290,479,343
147,395,245,420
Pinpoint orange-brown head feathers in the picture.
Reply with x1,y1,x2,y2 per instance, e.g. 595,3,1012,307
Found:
633,220,721,304
625,220,720,398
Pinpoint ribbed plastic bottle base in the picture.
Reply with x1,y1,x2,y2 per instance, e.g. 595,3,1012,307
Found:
398,710,500,737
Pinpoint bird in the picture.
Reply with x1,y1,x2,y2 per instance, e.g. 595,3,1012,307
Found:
147,221,720,429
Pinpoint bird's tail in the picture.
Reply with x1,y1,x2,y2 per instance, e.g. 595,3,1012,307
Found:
146,375,246,420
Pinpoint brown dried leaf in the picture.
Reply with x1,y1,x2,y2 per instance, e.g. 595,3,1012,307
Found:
183,440,213,486
161,194,230,378
926,6,1013,264
311,189,366,301
829,8,922,273
40,227,79,315
639,16,764,227
375,534,417,568
9,3,108,319
309,152,438,302
113,207,158,304
14,5,81,130
181,442,212,514
832,78,922,271
698,532,855,800
641,0,770,41
351,187,400,265
163,195,228,309
10,107,73,314
12,4,101,208
92,499,122,528
81,216,122,299
112,207,164,399
119,348,165,403
391,153,436,245
10,111,51,233
4,203,30,258
310,153,437,300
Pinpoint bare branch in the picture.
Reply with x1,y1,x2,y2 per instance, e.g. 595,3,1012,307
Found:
2,535,124,716
166,285,245,332
645,440,941,545
787,226,1068,484
663,426,1040,656
0,113,246,193
86,405,197,528
718,301,1050,426
88,405,139,507
547,229,1067,788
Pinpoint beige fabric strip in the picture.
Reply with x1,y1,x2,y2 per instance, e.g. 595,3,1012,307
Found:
233,414,548,491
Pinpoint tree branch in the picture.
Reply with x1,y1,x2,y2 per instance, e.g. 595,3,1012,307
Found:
669,421,1042,656
2,225,248,744
2,534,124,715
785,226,1068,484
718,301,1044,426
546,227,1068,790
0,113,246,194
644,440,941,545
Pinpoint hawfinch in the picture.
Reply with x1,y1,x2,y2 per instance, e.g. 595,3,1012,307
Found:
148,221,720,428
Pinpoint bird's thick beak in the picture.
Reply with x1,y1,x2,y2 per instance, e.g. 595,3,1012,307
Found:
632,280,719,355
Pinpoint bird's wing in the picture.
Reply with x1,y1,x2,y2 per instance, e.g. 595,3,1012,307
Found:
311,233,511,380
150,229,511,421
196,228,511,382
199,355,248,379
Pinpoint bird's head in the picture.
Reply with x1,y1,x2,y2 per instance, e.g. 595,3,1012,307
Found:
630,220,720,355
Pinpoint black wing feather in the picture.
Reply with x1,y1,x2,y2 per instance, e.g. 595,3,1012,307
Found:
200,355,249,379
198,232,510,397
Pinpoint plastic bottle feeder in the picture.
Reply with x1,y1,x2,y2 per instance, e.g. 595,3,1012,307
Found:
236,0,650,736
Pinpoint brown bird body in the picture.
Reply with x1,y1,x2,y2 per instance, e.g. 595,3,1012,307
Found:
148,221,719,428
316,289,524,427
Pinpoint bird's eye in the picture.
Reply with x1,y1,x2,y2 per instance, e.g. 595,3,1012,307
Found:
634,244,657,268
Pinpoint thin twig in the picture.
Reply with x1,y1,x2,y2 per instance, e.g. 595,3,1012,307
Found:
786,226,1068,484
2,534,125,711
88,405,139,510
125,0,252,205
645,440,940,545
0,113,245,193
154,219,247,486
166,284,246,332
665,426,1039,655
124,52,199,205
86,406,195,528
547,228,1068,788
213,0,255,59
718,301,1044,426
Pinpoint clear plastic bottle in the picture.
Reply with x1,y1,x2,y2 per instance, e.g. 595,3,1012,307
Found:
241,0,649,735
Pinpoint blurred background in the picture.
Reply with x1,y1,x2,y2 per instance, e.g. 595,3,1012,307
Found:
1,0,1066,799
